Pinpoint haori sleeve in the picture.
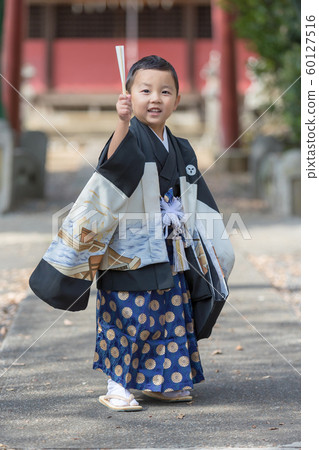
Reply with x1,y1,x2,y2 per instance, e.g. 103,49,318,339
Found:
29,131,145,312
195,173,235,284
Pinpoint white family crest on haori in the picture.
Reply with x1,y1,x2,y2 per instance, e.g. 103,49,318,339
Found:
186,164,196,176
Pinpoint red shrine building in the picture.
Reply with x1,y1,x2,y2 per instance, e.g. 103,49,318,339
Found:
23,0,256,103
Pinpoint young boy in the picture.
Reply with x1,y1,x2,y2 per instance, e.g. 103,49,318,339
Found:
93,56,235,411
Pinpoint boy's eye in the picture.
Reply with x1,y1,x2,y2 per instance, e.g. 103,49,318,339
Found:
141,89,150,93
162,90,171,95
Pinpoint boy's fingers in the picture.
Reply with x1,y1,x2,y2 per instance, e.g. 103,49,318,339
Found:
119,94,131,100
118,97,132,106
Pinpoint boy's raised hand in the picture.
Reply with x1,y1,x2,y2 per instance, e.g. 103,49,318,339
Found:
116,94,132,122
107,94,132,159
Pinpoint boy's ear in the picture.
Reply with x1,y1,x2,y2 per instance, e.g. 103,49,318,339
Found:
174,94,181,110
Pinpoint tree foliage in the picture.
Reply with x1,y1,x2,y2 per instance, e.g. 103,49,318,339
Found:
219,0,301,146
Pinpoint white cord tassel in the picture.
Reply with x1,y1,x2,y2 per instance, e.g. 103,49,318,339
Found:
160,196,185,238
172,236,189,272
160,194,190,272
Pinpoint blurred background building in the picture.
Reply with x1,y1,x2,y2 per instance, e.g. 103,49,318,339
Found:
0,0,300,216
22,0,253,104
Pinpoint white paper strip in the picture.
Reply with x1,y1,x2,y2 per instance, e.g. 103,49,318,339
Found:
115,45,126,95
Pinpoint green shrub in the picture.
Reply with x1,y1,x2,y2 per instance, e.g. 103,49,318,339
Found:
219,0,301,147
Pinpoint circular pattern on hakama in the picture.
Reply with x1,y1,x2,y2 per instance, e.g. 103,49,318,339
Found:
132,343,139,353
178,356,189,367
103,311,111,323
122,307,133,319
152,330,161,340
116,318,123,329
99,340,107,351
126,373,132,383
110,347,119,358
135,295,145,307
150,300,160,311
171,295,182,306
138,313,147,324
152,375,164,385
167,342,178,353
118,291,129,300
106,329,115,340
120,336,128,347
164,358,172,369
115,365,123,376
140,330,150,341
132,358,139,369
191,351,200,363
165,311,175,322
142,343,150,354
104,357,111,369
159,314,166,326
171,372,183,383
109,301,117,312
175,325,186,337
136,373,145,384
156,344,165,355
145,358,156,370
127,325,136,336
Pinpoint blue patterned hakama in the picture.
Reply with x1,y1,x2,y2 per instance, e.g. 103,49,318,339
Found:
93,242,204,392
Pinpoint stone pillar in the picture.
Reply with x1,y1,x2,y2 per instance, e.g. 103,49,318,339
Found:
0,119,14,213
199,50,221,165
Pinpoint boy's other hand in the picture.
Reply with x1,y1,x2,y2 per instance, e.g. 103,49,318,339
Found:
117,94,132,122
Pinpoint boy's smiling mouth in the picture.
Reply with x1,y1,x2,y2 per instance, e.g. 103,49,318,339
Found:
148,107,162,113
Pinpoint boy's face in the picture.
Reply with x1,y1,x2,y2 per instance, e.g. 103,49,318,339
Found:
129,69,180,138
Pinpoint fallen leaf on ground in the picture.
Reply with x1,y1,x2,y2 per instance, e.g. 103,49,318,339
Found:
64,319,73,326
269,427,279,430
262,375,271,379
212,349,222,355
236,345,244,351
176,413,185,419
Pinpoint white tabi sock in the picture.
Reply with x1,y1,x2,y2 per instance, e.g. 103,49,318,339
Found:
107,379,139,407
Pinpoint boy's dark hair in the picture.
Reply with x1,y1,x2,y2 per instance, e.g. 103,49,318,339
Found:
126,55,179,95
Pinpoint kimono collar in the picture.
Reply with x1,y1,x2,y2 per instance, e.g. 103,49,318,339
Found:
130,117,184,174
149,126,169,152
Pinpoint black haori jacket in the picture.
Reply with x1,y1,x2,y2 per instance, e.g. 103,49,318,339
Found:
29,117,235,339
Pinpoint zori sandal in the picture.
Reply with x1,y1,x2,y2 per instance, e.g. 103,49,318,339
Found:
142,391,192,402
99,394,143,411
